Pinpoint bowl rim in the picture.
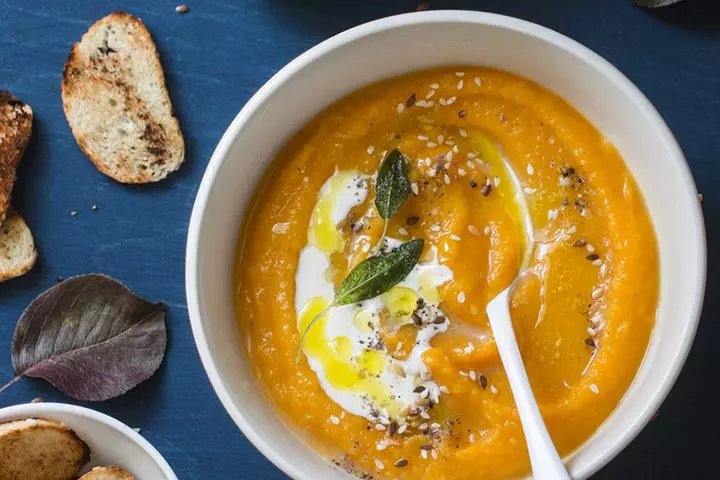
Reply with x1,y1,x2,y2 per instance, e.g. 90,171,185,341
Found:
186,10,706,480
0,402,178,479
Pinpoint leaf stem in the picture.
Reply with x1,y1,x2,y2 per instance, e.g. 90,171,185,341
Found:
295,305,332,365
0,375,22,394
372,221,389,256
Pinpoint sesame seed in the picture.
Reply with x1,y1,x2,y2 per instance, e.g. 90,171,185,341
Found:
457,291,466,303
573,239,587,248
444,174,451,185
494,177,501,187
457,79,464,89
425,157,432,166
418,422,429,430
377,441,387,451
459,128,467,137
489,385,498,394
593,259,603,266
375,459,384,470
455,72,465,77
527,164,535,175
398,227,409,236
416,100,429,107
431,449,438,459
469,370,476,381
468,225,480,236
439,386,450,394
469,433,476,443
586,244,595,253
591,287,603,300
567,225,577,234
430,83,439,89
459,371,468,377
466,160,476,170
458,168,467,176
376,423,386,431
421,449,429,459
367,145,375,155
397,103,405,113
586,254,600,261
411,183,419,195
431,225,441,232
418,135,428,141
590,384,600,394
467,152,477,159
91,204,98,211
548,209,559,220
438,134,445,144
175,4,190,13
427,141,437,148
474,77,482,87
450,234,461,241
407,93,417,107
499,112,506,122
479,375,488,389
425,90,436,100
484,226,491,236
452,144,459,153
71,211,78,217
587,327,597,336
446,96,457,105
420,410,431,419
330,415,340,425
31,397,44,403
420,443,434,451
398,424,408,434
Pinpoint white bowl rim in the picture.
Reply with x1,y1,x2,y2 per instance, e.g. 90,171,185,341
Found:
186,10,706,480
0,402,178,479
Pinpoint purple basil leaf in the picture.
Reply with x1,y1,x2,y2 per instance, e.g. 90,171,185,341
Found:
10,274,166,401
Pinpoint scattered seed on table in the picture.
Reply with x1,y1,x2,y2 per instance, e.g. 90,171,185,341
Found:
175,4,190,13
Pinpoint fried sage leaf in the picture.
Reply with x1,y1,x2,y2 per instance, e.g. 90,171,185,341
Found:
335,238,424,305
373,149,411,253
0,274,167,401
375,149,411,220
296,238,424,363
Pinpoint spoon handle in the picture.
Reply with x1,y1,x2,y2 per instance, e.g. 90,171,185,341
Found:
486,289,571,480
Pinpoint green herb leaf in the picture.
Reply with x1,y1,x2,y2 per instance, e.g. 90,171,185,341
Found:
296,239,424,363
631,0,684,6
373,149,411,253
335,238,424,305
375,149,411,220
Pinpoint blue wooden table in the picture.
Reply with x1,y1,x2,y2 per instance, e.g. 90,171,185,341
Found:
0,0,717,478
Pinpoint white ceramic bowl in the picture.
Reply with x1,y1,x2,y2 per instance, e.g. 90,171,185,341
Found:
0,402,177,478
186,11,706,480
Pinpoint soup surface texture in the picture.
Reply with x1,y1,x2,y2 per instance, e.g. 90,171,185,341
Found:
235,67,658,479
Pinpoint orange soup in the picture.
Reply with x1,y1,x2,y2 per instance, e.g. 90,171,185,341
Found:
235,67,658,479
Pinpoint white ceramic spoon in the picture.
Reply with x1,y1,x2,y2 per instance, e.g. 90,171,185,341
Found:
485,165,571,480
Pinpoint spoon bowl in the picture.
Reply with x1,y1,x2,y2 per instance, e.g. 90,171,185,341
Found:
485,156,570,479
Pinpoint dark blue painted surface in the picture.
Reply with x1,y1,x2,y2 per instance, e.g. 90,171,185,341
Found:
0,0,717,478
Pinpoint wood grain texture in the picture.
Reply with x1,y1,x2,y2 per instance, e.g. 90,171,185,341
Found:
0,0,718,478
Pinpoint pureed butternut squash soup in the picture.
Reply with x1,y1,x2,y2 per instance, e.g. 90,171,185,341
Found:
235,67,658,479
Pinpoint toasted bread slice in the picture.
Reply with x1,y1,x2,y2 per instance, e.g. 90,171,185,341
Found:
0,91,33,225
62,12,184,183
0,418,90,480
0,207,37,282
79,466,135,480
